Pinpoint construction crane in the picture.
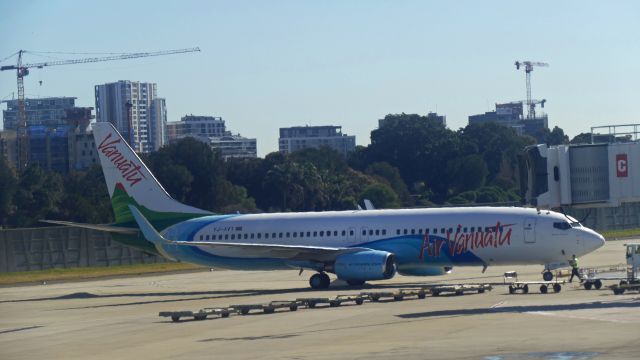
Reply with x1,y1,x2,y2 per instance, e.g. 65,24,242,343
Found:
514,60,549,119
0,47,200,170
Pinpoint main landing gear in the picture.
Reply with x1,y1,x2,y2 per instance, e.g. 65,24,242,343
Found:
309,272,331,289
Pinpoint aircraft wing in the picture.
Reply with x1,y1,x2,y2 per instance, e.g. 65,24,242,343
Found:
169,241,369,261
40,220,139,235
126,204,370,263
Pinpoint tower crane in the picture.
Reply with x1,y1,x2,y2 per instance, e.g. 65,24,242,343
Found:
0,47,200,170
514,60,548,119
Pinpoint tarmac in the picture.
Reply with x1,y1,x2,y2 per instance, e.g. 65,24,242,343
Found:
1,239,639,360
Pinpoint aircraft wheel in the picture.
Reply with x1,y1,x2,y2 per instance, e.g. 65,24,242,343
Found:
553,284,562,293
584,282,593,290
310,273,330,289
320,272,331,288
543,271,553,282
594,280,602,290
522,285,529,294
540,285,548,294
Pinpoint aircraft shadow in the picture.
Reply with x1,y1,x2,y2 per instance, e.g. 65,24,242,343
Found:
397,298,640,319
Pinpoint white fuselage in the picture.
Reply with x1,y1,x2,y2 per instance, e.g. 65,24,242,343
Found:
160,206,605,274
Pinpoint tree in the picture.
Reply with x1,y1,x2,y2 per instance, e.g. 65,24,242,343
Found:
359,183,401,209
0,157,17,227
10,165,64,227
446,154,489,193
570,132,592,144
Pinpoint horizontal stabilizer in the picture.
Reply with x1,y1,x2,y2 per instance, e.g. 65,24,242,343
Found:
40,220,138,234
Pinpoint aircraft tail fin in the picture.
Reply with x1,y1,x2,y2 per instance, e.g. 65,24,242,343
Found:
92,122,211,227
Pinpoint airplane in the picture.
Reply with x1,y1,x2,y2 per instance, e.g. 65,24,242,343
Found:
47,122,606,289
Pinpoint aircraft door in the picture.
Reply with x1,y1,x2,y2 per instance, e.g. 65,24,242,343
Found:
523,217,537,244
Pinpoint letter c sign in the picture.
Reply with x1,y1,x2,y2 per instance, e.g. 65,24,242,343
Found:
617,154,628,177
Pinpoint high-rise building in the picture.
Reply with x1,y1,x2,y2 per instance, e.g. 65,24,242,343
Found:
94,81,166,153
27,107,98,174
279,125,356,156
166,115,226,141
0,130,17,168
2,97,76,130
167,114,257,160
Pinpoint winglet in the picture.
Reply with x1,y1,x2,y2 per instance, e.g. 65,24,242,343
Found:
128,205,169,246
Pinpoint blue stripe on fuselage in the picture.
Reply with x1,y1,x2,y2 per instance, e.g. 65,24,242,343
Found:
159,215,484,270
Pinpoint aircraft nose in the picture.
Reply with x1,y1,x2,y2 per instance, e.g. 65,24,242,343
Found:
583,230,605,253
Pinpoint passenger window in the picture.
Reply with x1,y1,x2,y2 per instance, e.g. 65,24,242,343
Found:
449,228,453,233
307,232,311,237
250,233,255,239
375,229,380,235
265,233,269,239
231,234,235,240
321,231,325,236
272,233,276,238
313,231,317,237
334,231,338,236
463,227,467,233
403,229,408,235
349,230,354,236
293,232,297,238
369,229,374,235
433,228,437,234
219,235,223,240
441,228,445,234
396,229,400,235
342,230,346,236
425,228,430,234
257,233,262,239
382,229,386,235
286,232,290,238
225,234,229,240
205,235,210,240
471,227,475,232
244,234,248,240
279,233,283,238
362,230,366,236
200,235,204,240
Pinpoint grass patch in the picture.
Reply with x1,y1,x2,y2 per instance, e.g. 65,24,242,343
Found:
601,228,640,240
0,262,205,285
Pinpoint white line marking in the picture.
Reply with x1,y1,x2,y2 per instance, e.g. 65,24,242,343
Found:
527,311,633,324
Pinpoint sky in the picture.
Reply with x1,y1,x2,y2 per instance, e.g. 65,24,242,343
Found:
1,0,639,156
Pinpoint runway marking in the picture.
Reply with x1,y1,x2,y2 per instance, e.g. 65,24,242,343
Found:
526,311,634,324
490,301,505,309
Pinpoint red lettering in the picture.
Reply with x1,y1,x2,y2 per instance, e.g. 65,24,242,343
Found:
98,133,146,187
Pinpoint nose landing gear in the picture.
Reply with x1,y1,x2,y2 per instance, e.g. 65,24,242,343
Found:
309,272,331,289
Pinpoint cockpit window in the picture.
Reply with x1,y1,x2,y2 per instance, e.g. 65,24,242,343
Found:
553,221,571,230
570,221,582,228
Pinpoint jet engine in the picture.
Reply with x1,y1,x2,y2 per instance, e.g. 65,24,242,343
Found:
333,250,396,281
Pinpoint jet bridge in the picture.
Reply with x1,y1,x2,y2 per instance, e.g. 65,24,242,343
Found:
521,141,640,209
